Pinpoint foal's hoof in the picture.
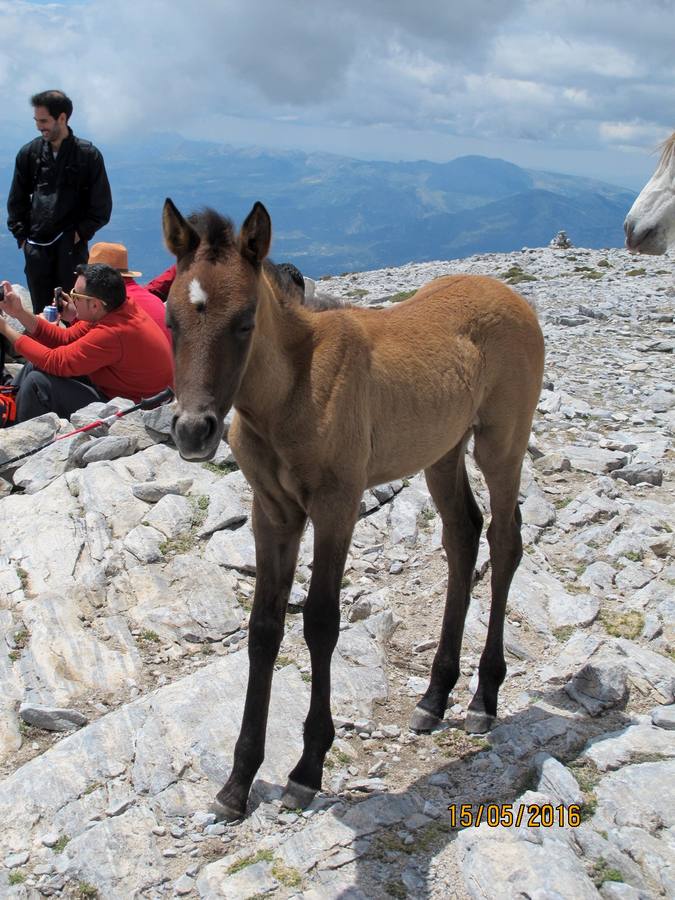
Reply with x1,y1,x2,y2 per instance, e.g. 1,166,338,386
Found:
409,705,442,733
210,795,244,823
464,710,495,735
281,779,317,811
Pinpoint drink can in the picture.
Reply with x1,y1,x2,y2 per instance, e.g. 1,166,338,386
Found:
43,305,59,322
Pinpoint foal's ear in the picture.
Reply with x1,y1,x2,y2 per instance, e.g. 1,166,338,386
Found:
162,198,200,259
239,202,271,267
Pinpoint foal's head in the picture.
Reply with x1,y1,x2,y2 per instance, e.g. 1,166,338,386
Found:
162,199,271,460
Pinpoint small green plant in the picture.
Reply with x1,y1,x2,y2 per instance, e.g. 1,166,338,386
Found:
568,759,601,794
590,860,623,887
385,881,407,899
341,576,352,588
76,884,99,899
501,265,537,285
597,259,611,268
227,849,274,875
333,749,352,765
197,495,210,510
159,535,197,556
599,609,644,640
573,264,604,279
8,650,21,662
16,567,30,590
276,654,294,668
201,460,239,476
553,625,575,642
8,871,25,885
626,267,646,276
13,628,29,649
567,760,600,821
347,288,368,298
271,860,302,888
53,835,71,853
622,550,642,563
432,729,488,758
389,289,417,303
139,629,161,644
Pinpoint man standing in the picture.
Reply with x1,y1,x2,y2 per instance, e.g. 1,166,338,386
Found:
6,90,112,314
0,264,173,423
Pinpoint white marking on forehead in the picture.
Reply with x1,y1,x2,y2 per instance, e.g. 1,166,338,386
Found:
189,278,208,308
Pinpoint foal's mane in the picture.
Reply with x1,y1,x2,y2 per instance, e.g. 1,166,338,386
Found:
186,208,236,262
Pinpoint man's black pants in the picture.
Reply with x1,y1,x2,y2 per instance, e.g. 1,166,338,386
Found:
13,363,108,423
23,232,89,313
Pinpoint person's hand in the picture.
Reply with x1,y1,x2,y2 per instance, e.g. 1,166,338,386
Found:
58,291,78,324
0,281,25,319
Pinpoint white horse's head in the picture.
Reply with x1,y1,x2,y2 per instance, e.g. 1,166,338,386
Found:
624,133,675,255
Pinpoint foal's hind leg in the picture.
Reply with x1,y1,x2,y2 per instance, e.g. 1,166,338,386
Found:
411,437,483,732
465,430,526,733
214,495,306,821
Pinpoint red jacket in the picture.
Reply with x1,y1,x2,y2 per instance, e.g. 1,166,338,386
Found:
124,278,171,345
145,265,176,302
15,297,174,402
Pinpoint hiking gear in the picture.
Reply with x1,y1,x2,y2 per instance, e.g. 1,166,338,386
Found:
0,387,174,469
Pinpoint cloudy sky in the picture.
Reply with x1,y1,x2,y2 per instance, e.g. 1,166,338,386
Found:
0,0,673,188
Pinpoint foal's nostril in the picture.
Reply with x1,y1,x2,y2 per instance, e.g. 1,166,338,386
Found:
173,411,220,456
202,413,218,443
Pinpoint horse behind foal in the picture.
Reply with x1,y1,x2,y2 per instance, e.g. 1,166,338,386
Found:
163,199,545,821
624,131,675,254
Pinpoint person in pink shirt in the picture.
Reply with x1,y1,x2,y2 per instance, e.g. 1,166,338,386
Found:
87,242,171,345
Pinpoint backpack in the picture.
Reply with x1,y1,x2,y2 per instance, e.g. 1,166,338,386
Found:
0,387,17,428
0,338,18,427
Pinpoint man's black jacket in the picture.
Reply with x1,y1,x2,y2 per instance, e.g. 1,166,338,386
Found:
7,129,112,246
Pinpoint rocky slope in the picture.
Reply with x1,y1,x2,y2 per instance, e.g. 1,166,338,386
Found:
0,244,673,899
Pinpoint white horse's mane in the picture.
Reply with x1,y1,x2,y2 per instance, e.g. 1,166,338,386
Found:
654,132,675,175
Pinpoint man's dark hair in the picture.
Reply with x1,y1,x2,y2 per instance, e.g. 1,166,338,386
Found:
31,90,73,122
76,263,126,311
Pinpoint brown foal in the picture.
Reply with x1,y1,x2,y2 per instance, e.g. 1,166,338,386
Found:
163,199,545,820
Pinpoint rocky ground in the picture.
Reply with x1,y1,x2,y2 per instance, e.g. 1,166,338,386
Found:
0,244,673,899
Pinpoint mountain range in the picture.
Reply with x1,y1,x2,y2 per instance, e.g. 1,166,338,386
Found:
0,135,635,282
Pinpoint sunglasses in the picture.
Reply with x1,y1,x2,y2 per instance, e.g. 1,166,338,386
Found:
70,289,105,306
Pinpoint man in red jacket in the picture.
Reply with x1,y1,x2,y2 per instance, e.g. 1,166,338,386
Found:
0,263,173,423
87,242,172,345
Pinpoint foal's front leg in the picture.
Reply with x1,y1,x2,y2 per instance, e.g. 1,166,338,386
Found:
213,495,306,821
281,492,361,809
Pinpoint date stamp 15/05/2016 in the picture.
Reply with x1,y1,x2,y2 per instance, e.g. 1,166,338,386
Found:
448,803,582,829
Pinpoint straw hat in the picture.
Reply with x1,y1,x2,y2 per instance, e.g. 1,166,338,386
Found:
88,242,142,277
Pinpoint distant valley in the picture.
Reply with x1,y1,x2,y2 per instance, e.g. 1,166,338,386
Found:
0,136,635,283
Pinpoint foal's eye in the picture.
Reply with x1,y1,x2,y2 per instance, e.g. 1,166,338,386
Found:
233,319,254,339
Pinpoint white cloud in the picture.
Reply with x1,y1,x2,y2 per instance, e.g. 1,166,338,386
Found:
0,0,672,183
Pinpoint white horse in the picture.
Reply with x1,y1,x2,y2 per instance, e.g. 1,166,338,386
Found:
624,132,675,254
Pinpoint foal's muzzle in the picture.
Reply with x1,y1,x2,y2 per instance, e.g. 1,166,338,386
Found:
171,410,223,460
